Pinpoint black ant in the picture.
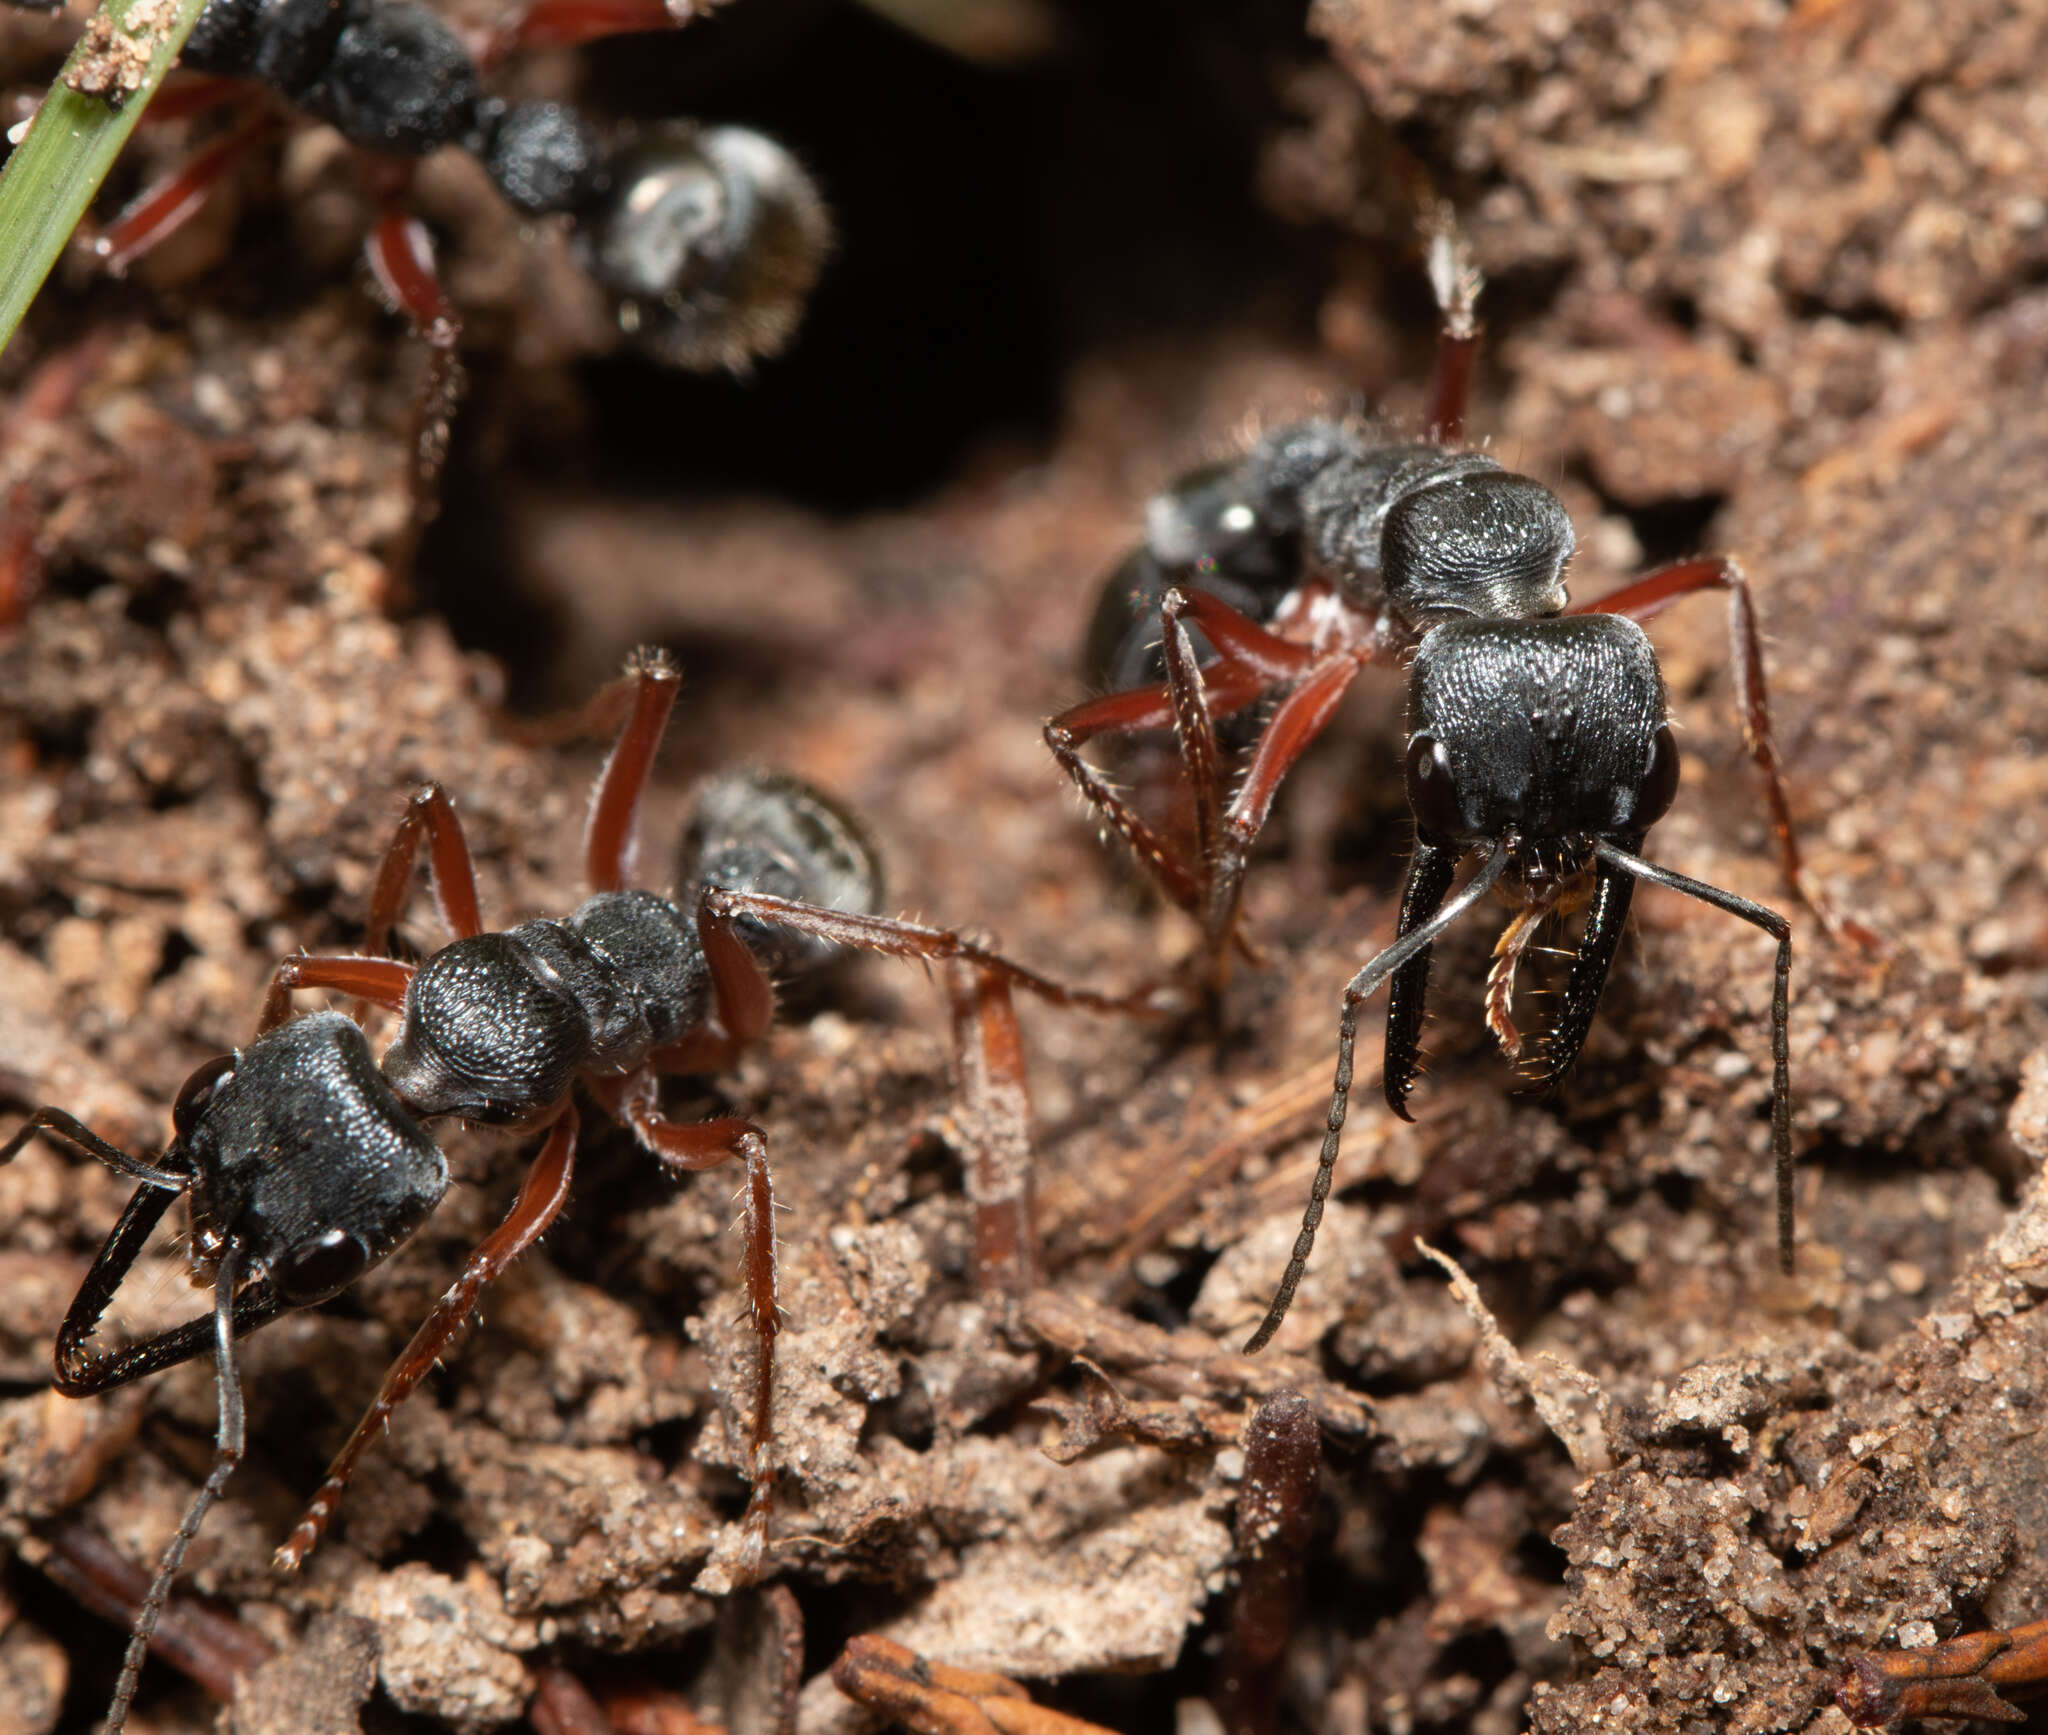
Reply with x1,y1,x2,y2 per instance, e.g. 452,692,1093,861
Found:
1,650,1150,1734
1048,218,1869,1351
6,0,829,533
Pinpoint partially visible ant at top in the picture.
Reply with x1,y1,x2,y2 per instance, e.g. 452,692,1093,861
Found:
0,649,1153,1735
1048,211,1878,1350
5,0,831,553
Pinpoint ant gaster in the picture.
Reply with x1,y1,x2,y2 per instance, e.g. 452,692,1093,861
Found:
1048,219,1857,1351
2,650,1148,1735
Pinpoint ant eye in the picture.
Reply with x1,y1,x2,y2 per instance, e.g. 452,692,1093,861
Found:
1637,724,1682,829
274,1228,372,1305
1404,734,1465,841
171,1055,237,1138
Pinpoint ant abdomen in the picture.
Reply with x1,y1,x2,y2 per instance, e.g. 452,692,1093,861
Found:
579,123,833,373
682,770,884,976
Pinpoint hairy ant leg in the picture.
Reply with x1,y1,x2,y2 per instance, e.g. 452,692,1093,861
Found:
1198,644,1368,989
364,210,464,583
258,954,413,1033
1572,554,1875,948
583,648,684,893
1422,203,1483,444
92,108,283,274
363,782,486,959
1048,586,1330,969
486,0,683,58
276,1103,579,1570
944,962,1038,1298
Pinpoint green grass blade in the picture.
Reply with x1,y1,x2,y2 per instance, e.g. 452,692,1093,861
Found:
0,0,213,358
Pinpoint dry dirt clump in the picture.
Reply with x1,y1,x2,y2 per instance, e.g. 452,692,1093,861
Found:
3,1,2048,1733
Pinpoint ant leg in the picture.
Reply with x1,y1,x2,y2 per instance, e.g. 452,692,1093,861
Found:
276,1105,580,1571
613,1100,778,1580
258,955,414,1034
1245,845,1507,1353
491,0,680,57
364,783,486,960
1202,651,1367,983
364,211,465,589
54,1182,289,1394
93,111,280,276
943,962,1037,1298
1422,203,1483,444
1160,590,1223,876
105,1247,247,1735
1573,555,1876,949
584,648,684,893
696,888,1172,1019
1046,651,1277,922
1382,841,1456,1120
1595,841,1793,1274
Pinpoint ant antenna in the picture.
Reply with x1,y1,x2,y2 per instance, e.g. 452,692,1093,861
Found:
1593,841,1794,1273
1244,843,1509,1353
107,1245,247,1735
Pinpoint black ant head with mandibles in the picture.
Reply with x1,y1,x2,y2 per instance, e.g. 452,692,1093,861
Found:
171,1011,449,1306
0,1011,446,1735
1385,613,1688,1115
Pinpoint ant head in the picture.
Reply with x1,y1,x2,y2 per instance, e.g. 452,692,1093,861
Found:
681,770,883,975
1404,615,1679,852
178,1013,447,1307
575,123,832,374
1381,468,1575,622
381,931,590,1122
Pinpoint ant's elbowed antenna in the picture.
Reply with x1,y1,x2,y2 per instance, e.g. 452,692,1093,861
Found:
1050,211,1844,1346
2,651,1153,1734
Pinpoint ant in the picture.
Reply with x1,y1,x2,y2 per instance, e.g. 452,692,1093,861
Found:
0,649,1150,1735
1047,217,1866,1351
6,0,830,533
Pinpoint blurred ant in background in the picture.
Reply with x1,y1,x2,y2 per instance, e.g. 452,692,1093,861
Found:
1051,215,1874,1346
4,0,831,544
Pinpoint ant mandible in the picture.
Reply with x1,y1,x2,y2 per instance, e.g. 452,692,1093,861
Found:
1048,216,1866,1351
0,650,1150,1735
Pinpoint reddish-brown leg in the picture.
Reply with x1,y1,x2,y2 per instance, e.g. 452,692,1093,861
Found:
944,962,1037,1298
257,955,414,1034
584,649,684,894
364,782,486,959
609,1089,778,1579
1044,603,1291,923
492,0,680,58
92,111,280,275
275,1104,580,1571
1199,649,1369,984
1574,555,1876,947
135,74,249,124
697,889,1171,1019
364,210,465,587
1422,205,1483,444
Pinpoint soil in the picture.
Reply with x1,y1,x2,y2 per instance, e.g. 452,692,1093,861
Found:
2,1,2048,1732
